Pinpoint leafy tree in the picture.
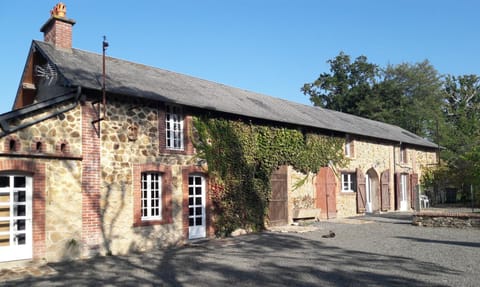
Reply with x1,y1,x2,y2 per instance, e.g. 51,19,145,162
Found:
440,75,480,186
301,52,379,116
302,53,443,139
376,61,443,138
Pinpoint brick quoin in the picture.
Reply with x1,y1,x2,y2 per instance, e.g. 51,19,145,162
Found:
81,103,101,254
0,160,46,260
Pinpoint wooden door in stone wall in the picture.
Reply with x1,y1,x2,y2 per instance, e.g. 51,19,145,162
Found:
356,169,366,213
268,166,288,226
380,170,390,211
316,167,337,219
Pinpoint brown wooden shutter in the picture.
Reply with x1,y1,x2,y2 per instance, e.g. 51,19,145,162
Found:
394,173,401,210
380,169,390,211
410,173,419,209
326,168,337,219
356,168,366,213
350,139,355,157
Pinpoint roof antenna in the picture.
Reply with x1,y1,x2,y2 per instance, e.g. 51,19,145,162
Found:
102,35,109,119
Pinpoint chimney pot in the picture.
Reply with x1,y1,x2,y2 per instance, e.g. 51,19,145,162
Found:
51,3,67,18
40,3,76,49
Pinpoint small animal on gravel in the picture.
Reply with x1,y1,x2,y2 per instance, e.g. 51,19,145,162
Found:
322,231,335,238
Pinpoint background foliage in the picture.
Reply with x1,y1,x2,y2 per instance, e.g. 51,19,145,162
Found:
303,52,480,203
192,117,347,236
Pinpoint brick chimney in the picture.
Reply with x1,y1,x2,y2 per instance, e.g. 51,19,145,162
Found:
40,3,76,49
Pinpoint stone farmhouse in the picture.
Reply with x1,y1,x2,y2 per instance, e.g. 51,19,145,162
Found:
0,4,437,264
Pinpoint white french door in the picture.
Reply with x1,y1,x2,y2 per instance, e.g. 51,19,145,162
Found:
188,175,206,239
365,173,373,213
0,175,33,262
399,174,409,211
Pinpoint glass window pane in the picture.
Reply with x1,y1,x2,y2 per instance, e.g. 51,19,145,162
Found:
189,187,194,195
195,207,202,215
195,187,201,195
17,234,26,245
189,207,194,216
189,218,194,226
188,198,193,206
195,177,201,185
0,177,9,188
16,219,25,231
15,191,26,203
195,197,202,205
16,206,26,216
195,217,202,225
14,177,25,188
188,177,193,185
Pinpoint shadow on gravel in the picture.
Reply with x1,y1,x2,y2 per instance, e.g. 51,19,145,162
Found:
5,232,457,287
396,236,480,248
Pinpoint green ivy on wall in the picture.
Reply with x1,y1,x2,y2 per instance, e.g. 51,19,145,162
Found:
192,116,347,236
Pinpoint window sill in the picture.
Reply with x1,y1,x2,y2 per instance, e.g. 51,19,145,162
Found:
340,191,356,196
133,218,172,227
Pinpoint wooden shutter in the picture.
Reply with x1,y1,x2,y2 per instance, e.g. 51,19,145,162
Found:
326,168,337,219
410,173,419,209
394,173,401,210
380,170,390,211
350,138,355,157
356,169,366,213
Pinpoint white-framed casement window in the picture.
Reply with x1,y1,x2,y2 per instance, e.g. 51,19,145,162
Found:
165,105,184,150
141,172,162,220
341,172,356,192
342,172,356,192
400,145,407,163
345,135,352,157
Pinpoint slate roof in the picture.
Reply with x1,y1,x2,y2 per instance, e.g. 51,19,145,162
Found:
33,40,438,149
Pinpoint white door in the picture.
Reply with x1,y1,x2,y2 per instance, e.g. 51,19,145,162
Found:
399,174,409,211
188,175,206,239
0,175,33,262
365,173,373,213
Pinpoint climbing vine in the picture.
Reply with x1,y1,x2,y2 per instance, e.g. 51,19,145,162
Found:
192,116,347,236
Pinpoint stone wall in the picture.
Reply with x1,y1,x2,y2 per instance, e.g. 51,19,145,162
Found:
287,167,316,223
334,137,437,217
98,97,194,256
0,106,84,262
413,212,480,228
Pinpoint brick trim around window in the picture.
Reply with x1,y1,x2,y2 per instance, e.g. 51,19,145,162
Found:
133,163,173,227
0,159,46,260
158,104,194,155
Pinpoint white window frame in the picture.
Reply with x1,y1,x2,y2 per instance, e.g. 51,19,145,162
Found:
345,135,351,157
400,145,407,163
141,172,162,221
341,173,356,192
165,104,184,150
400,174,408,202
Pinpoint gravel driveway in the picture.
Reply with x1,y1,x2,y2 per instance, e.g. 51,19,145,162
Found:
2,212,479,287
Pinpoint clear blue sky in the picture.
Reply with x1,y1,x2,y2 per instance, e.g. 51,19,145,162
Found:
1,0,479,114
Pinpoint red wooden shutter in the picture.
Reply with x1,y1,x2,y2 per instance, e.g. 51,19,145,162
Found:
410,173,419,209
326,168,337,219
380,170,390,211
394,173,401,210
356,168,366,213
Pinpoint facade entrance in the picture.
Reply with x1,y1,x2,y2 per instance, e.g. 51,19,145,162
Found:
316,167,337,219
268,166,288,226
399,174,409,211
0,175,32,262
365,169,379,213
188,175,206,239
